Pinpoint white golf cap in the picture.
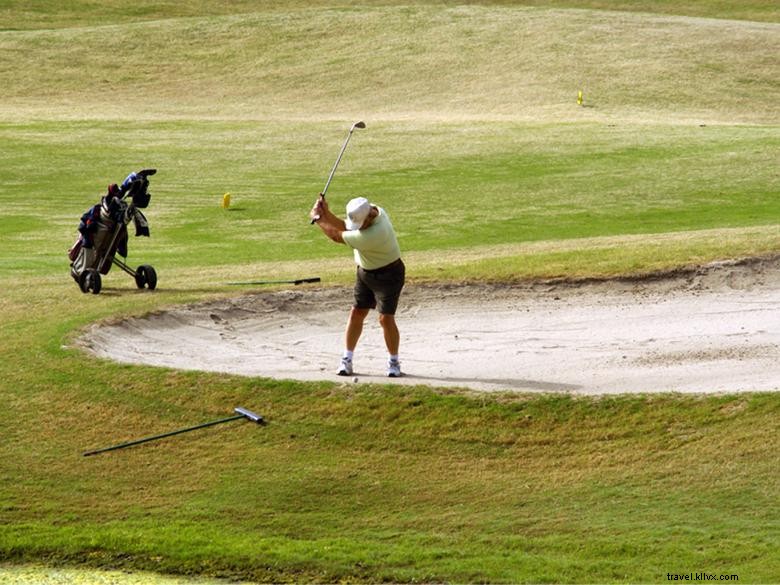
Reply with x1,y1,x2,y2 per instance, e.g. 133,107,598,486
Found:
345,197,372,230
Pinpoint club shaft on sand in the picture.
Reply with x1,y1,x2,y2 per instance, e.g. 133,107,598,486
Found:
310,121,365,224
83,407,264,456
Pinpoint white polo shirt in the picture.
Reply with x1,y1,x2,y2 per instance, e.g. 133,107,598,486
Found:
341,207,401,270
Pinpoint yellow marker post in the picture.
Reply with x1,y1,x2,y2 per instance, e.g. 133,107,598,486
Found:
222,193,231,209
577,90,583,106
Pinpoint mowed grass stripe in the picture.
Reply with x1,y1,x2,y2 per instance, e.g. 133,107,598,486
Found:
1,120,777,273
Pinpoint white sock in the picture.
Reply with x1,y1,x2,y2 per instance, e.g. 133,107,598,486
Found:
389,354,399,363
343,350,354,361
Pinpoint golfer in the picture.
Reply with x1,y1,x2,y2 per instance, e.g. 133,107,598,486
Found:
310,194,405,377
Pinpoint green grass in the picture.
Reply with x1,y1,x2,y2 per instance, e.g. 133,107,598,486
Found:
1,120,777,276
0,1,778,583
3,367,779,582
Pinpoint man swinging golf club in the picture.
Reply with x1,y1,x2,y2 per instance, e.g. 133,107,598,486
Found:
310,194,405,377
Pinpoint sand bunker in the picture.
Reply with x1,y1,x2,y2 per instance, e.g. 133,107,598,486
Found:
79,258,780,394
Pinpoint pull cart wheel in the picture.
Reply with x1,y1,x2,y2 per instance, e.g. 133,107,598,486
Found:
135,265,157,290
80,269,102,295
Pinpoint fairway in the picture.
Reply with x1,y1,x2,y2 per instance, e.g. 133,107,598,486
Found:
1,1,779,584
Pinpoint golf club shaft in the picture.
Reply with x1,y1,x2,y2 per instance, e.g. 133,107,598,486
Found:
322,129,357,198
310,122,364,224
227,277,320,286
83,414,244,456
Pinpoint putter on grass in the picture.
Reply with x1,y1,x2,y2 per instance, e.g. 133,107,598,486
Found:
226,277,321,286
83,407,265,457
310,121,366,224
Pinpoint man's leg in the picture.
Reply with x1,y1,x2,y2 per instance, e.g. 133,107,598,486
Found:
378,313,400,355
338,307,369,376
379,313,402,377
346,307,370,351
340,269,376,376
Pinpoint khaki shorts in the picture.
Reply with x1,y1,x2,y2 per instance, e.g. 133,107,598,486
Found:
354,258,405,315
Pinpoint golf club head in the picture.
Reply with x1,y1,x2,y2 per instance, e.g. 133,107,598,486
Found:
234,407,265,424
352,121,366,130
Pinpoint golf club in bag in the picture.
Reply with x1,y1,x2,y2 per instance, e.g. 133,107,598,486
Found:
68,169,158,294
310,121,365,224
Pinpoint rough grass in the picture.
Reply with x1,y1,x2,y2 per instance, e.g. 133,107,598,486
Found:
2,347,779,582
0,1,778,583
2,0,778,31
1,6,778,123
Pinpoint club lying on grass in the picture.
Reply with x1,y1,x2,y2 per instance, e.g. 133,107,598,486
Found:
226,277,321,286
83,407,265,457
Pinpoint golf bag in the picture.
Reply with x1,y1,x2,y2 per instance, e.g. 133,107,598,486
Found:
69,169,158,294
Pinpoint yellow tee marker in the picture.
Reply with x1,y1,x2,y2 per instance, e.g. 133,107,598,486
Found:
577,90,583,106
222,193,231,209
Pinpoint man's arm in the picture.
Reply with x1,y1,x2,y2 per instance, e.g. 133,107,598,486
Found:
310,195,346,244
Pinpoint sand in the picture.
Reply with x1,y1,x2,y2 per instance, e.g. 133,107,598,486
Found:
78,257,780,395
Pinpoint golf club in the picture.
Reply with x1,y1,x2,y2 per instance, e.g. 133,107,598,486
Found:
310,121,365,224
226,277,321,286
83,407,265,456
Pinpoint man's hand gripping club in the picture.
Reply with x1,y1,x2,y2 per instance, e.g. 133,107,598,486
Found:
310,193,346,243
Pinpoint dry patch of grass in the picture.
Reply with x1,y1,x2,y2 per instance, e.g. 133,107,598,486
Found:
1,6,777,124
400,226,780,281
